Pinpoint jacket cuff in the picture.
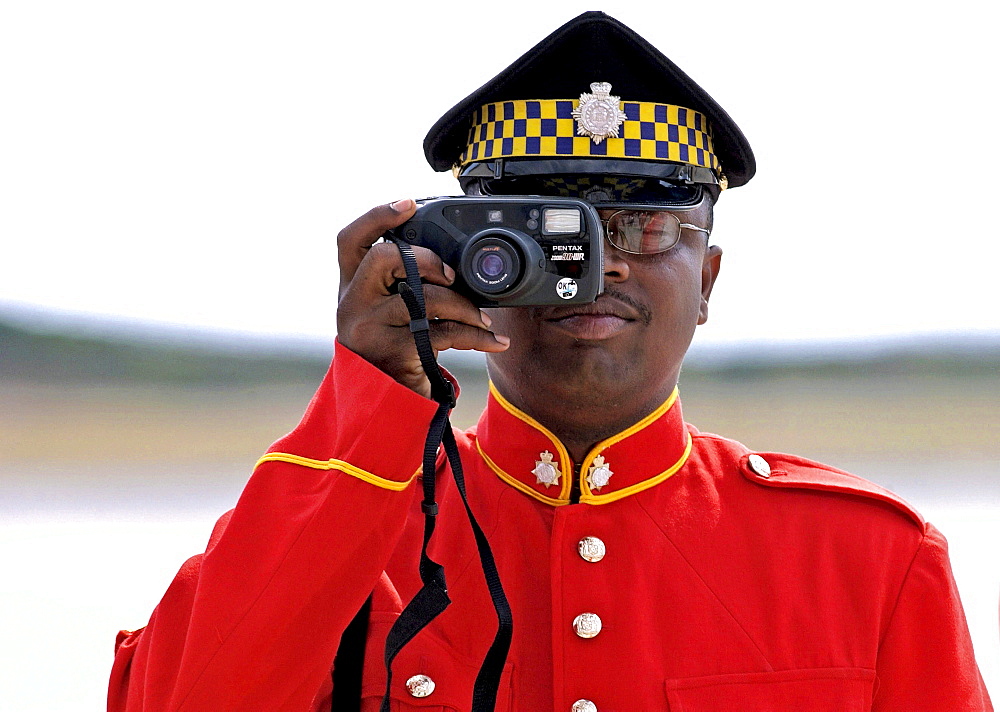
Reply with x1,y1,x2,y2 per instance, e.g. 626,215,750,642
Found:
263,339,443,487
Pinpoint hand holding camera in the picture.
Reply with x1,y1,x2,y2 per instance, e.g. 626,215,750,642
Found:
335,200,510,398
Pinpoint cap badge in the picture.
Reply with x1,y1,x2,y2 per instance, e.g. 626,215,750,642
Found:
572,82,628,144
587,455,614,491
532,450,561,488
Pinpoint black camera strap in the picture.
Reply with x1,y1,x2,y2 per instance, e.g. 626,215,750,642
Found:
378,236,513,712
330,595,371,712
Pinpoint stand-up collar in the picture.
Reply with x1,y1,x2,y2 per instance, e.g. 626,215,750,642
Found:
474,383,691,506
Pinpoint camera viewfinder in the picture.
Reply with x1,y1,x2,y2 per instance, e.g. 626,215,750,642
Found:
543,208,582,235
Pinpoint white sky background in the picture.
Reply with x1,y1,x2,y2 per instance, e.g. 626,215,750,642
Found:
2,1,998,346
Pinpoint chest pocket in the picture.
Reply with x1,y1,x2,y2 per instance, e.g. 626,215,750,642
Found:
664,668,875,711
360,614,514,712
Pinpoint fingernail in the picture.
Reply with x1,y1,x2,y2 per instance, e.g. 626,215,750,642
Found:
480,310,492,327
443,263,456,282
390,198,414,213
494,334,510,346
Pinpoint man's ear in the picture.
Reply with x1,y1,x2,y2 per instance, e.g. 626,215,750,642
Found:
698,245,723,325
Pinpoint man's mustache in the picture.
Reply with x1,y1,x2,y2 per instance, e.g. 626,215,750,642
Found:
602,287,652,326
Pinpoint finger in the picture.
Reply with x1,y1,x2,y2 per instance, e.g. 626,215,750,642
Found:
379,283,493,330
427,319,511,353
338,281,490,357
337,199,418,285
349,243,456,298
402,285,509,352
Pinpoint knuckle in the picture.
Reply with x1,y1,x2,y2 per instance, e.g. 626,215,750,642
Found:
363,242,400,269
335,224,353,246
336,204,392,246
367,242,395,258
412,245,441,263
426,321,457,347
433,319,462,338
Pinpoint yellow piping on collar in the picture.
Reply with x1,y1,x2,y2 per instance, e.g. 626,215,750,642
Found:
487,381,573,502
578,386,679,495
253,453,419,492
482,384,688,506
579,432,691,505
476,440,570,507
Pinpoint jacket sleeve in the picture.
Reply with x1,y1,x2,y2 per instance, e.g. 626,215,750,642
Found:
872,523,993,711
108,341,439,711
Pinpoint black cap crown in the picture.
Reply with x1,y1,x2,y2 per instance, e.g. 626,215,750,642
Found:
424,11,755,189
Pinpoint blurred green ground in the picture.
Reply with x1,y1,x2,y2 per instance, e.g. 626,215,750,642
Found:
2,314,998,468
4,367,998,467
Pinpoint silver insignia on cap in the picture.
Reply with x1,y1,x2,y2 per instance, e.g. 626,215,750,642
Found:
532,450,561,488
572,82,628,144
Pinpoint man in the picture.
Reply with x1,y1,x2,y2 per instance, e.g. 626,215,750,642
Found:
109,12,992,711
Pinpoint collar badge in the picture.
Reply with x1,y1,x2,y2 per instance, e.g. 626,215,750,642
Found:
532,450,561,488
572,82,628,144
587,455,614,491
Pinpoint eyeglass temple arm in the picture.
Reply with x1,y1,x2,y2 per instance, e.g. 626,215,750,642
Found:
678,223,711,237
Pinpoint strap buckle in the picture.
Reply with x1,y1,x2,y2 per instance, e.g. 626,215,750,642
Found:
431,378,457,409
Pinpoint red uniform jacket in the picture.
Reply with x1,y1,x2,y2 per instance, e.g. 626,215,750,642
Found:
109,343,993,711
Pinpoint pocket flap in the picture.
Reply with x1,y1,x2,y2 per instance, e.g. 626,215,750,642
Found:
665,668,875,711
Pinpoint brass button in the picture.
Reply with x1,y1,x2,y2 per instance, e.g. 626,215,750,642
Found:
748,454,771,478
572,700,597,712
572,612,603,638
405,674,435,698
578,536,606,563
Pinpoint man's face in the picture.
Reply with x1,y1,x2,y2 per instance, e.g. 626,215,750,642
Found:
484,198,722,433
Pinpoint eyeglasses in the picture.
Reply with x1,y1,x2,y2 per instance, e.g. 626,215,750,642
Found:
601,210,711,254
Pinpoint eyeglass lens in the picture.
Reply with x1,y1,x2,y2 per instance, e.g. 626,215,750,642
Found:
605,211,683,254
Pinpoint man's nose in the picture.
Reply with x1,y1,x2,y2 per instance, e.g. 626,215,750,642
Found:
603,242,631,283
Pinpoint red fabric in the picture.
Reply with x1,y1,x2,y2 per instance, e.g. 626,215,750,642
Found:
109,342,992,711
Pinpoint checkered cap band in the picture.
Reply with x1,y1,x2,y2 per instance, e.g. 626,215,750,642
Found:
460,99,719,172
538,176,647,201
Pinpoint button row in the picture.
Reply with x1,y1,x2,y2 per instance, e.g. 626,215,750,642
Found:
572,536,606,709
575,536,605,640
406,543,609,706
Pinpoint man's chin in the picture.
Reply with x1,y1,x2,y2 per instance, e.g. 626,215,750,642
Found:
489,340,642,391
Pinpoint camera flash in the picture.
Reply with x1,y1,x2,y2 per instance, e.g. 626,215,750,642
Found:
488,210,503,223
542,208,581,234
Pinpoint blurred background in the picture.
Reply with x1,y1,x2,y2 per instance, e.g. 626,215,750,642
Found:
1,1,997,708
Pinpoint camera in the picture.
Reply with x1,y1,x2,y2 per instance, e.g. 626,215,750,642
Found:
385,196,604,307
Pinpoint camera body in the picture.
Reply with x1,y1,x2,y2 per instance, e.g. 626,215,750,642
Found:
385,196,604,307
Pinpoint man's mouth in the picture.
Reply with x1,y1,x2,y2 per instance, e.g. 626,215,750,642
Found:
541,293,647,340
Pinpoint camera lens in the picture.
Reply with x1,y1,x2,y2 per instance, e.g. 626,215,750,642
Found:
463,236,523,295
479,252,506,278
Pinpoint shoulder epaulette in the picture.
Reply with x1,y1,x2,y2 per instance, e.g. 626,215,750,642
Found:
739,451,925,529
